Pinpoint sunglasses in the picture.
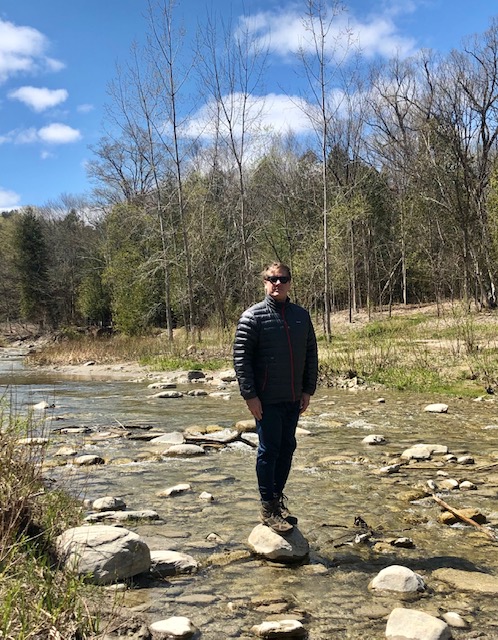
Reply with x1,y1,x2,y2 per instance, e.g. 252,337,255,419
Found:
265,275,290,284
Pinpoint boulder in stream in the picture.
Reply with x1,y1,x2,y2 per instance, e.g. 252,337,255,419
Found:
56,525,150,585
386,607,451,640
247,524,309,562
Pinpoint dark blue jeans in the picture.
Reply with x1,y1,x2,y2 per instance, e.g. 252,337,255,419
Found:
256,401,301,502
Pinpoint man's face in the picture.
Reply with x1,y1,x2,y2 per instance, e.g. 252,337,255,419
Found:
264,269,291,303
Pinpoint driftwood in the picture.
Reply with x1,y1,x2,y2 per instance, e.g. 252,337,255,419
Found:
432,494,498,541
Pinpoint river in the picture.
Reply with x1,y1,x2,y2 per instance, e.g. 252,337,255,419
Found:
2,348,498,639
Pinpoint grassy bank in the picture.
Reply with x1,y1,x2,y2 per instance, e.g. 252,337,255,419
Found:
23,302,498,396
0,402,97,639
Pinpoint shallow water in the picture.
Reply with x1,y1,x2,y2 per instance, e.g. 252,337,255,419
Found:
3,349,498,639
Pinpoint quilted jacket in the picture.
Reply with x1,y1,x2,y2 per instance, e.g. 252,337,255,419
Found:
233,295,318,404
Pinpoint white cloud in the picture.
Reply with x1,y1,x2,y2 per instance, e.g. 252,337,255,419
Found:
185,91,340,140
8,86,68,112
240,4,416,61
38,123,81,144
0,18,64,83
77,103,95,114
0,123,81,145
0,186,21,210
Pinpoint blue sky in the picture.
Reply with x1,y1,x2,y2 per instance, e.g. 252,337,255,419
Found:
0,0,496,211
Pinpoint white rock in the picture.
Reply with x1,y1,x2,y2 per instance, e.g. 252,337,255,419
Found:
457,455,474,465
424,403,449,413
199,491,214,501
438,478,459,491
150,550,198,577
459,480,477,491
162,444,205,457
54,445,78,457
369,565,425,593
377,464,401,475
441,611,468,628
17,437,49,445
73,454,105,466
152,391,183,398
386,607,451,640
362,434,386,445
247,524,309,562
56,525,150,585
148,381,177,389
112,510,159,522
250,619,306,638
157,483,192,497
150,616,197,639
149,432,185,445
33,400,53,410
296,426,311,435
92,497,126,511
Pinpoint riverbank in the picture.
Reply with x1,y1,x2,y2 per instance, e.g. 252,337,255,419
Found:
3,300,498,395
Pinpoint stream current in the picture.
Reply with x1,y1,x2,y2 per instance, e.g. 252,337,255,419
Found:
2,349,498,639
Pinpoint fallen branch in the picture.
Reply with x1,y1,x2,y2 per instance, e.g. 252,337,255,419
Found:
432,494,498,542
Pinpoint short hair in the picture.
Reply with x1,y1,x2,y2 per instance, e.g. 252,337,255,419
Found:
261,262,291,280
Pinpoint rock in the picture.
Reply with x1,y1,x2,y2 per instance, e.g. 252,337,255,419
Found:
187,389,208,396
187,370,205,380
33,401,54,410
152,391,183,398
209,391,231,400
199,491,214,501
401,444,448,460
362,434,386,445
441,611,468,628
218,370,237,382
150,550,199,577
112,510,160,522
148,381,177,389
161,444,205,457
457,455,474,464
186,427,238,444
438,507,486,525
369,565,426,593
149,432,185,445
56,525,150,585
235,419,257,433
83,361,96,366
157,483,192,497
92,496,126,511
376,464,401,475
250,619,306,638
424,403,449,413
433,567,498,593
73,454,105,466
438,478,459,491
386,608,451,640
247,524,309,562
150,616,197,639
295,426,311,435
459,480,477,490
54,445,78,457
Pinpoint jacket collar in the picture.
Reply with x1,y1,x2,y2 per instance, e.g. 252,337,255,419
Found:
265,294,290,311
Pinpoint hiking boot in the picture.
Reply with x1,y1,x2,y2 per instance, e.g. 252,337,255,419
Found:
276,494,298,525
260,499,294,535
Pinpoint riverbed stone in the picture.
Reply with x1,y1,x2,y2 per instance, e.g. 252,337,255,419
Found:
73,454,105,466
433,568,498,593
369,565,426,593
151,390,183,398
250,619,306,638
187,370,205,380
150,550,198,577
148,381,177,389
157,483,192,497
247,524,309,562
385,608,451,640
17,436,49,445
149,432,185,445
362,434,386,445
149,616,197,639
424,403,449,413
187,389,208,396
161,444,205,457
54,445,78,457
235,419,257,433
92,496,126,511
438,507,486,525
441,611,468,628
401,444,448,460
56,525,150,585
186,427,239,444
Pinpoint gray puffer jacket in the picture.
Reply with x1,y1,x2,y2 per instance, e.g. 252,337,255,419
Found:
233,295,318,404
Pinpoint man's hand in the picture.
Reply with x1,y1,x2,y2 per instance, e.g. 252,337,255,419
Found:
300,392,311,414
245,397,263,421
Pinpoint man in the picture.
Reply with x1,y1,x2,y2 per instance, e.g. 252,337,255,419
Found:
233,262,318,534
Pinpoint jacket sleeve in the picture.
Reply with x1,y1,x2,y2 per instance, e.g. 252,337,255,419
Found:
302,315,318,395
233,310,259,400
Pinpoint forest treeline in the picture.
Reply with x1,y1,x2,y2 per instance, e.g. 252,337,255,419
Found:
2,2,498,338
